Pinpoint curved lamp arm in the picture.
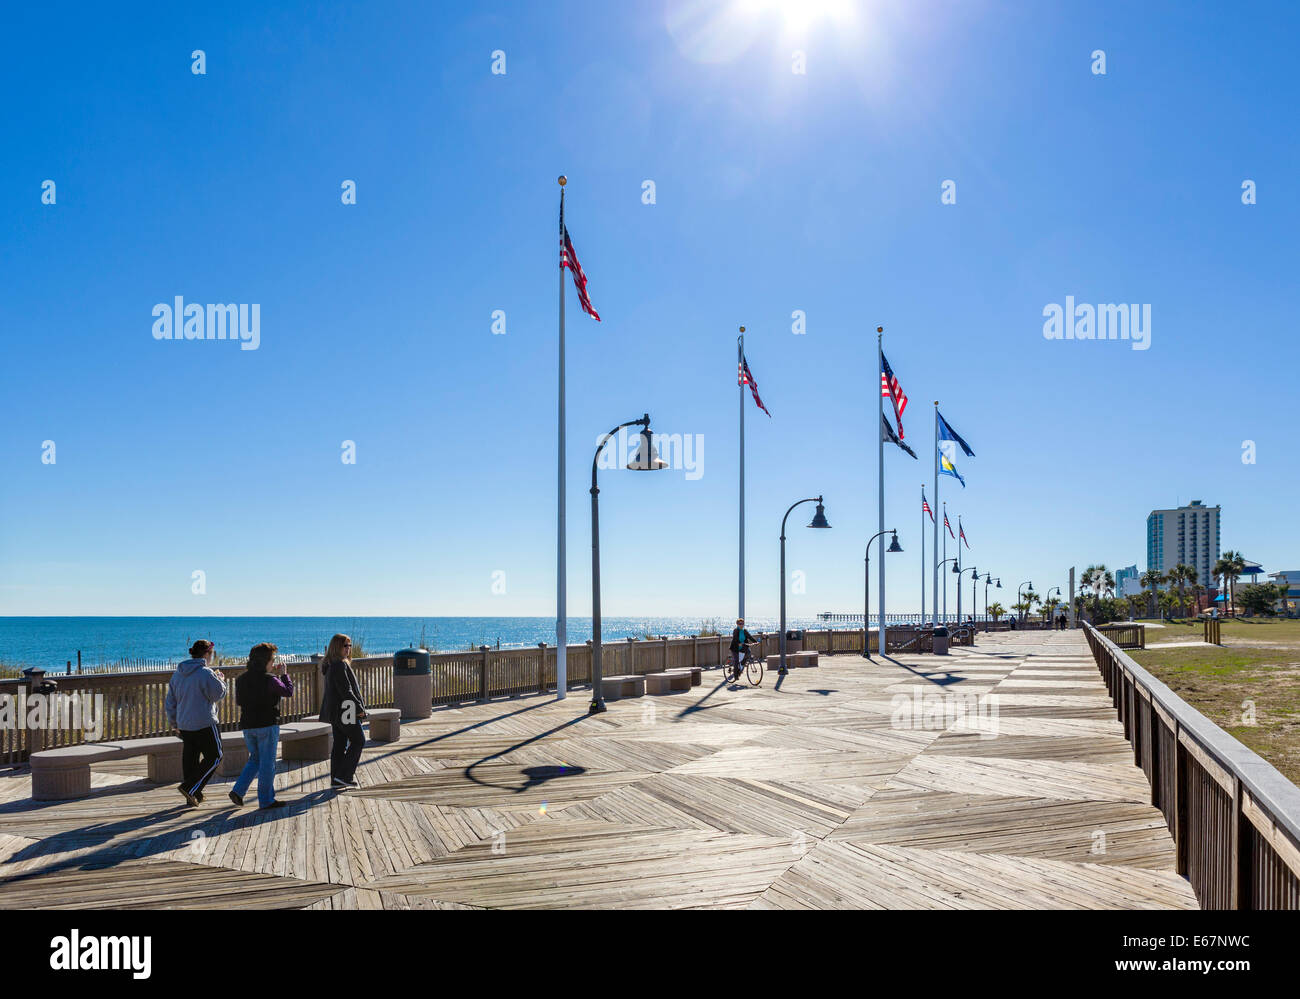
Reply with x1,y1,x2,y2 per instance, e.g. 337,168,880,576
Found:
781,496,822,540
591,414,650,493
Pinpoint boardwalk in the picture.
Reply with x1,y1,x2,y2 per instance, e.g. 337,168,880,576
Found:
0,630,1197,909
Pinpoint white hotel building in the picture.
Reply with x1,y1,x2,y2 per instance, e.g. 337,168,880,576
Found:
1146,500,1221,588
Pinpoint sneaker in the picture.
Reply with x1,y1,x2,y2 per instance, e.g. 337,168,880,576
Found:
179,787,199,808
331,778,352,790
194,791,204,804
229,790,244,807
259,800,287,811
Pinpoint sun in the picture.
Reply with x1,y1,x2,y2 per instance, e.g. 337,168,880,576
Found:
735,0,858,34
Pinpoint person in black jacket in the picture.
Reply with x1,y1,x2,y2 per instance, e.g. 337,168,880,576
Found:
320,633,367,790
229,642,294,810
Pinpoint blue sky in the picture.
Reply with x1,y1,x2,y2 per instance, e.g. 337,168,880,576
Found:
1,0,1296,619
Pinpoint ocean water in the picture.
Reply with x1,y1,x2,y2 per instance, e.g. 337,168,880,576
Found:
0,615,871,670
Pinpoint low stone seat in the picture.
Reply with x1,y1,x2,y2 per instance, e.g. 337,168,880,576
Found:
664,667,703,687
645,671,691,695
766,650,819,670
32,721,335,801
366,708,401,742
601,675,646,700
280,721,333,761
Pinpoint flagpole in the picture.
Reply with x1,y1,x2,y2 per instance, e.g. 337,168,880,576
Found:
556,176,568,700
933,399,940,632
738,326,745,622
920,485,926,627
956,515,963,625
943,501,948,622
877,328,886,658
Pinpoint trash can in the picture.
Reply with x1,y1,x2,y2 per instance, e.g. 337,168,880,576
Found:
785,629,804,654
393,648,432,719
932,627,950,656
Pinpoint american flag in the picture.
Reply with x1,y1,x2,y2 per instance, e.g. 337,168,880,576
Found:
739,357,771,417
959,522,970,549
880,352,908,439
561,224,600,322
944,511,955,539
922,493,934,522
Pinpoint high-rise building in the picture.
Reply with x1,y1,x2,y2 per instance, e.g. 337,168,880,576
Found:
1146,500,1220,588
1115,565,1142,597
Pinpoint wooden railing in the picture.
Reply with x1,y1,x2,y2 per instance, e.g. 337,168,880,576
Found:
2,626,974,767
0,658,395,767
1083,622,1300,909
1096,623,1146,649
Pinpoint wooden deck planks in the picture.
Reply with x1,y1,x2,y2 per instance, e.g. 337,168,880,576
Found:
0,631,1198,909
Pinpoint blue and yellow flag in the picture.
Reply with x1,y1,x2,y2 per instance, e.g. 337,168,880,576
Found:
937,412,974,487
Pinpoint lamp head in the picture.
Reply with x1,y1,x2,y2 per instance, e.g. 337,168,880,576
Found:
952,561,960,574
627,420,668,471
807,499,831,529
887,531,902,553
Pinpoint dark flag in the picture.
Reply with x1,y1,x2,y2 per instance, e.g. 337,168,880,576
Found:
561,224,600,321
739,357,771,417
880,352,909,439
881,413,916,459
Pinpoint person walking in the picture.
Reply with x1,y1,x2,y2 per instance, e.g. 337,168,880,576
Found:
229,642,294,810
165,640,227,807
320,633,366,790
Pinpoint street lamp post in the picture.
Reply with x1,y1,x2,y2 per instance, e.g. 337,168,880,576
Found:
1017,581,1033,625
780,496,832,675
957,565,978,638
863,529,903,658
982,574,999,630
1046,586,1062,628
589,414,667,714
937,558,958,624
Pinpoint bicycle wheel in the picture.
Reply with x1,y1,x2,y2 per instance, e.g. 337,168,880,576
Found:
745,656,764,687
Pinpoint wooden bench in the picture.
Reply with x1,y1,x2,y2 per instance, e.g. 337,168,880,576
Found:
645,671,691,695
664,667,703,687
601,675,646,700
30,721,334,802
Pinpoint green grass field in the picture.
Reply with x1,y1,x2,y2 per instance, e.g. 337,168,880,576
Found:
1131,618,1300,785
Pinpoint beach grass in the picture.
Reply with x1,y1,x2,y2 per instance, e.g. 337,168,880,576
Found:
1131,618,1300,784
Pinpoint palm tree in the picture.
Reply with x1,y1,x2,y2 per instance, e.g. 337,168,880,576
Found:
1140,568,1165,618
1215,551,1246,616
1081,565,1113,621
1127,593,1146,620
988,601,1005,622
1167,564,1196,619
1191,581,1205,616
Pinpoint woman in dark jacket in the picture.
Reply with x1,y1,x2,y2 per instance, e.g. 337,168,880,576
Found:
230,642,294,810
320,633,367,790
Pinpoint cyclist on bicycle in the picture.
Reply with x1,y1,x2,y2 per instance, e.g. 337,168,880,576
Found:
728,618,756,682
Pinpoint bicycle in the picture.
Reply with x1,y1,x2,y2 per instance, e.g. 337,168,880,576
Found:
724,643,764,687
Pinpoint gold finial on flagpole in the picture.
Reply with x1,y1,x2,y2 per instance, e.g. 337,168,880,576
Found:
739,326,745,333
558,175,567,186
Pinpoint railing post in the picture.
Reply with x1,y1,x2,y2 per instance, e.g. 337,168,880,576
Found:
479,645,489,702
538,642,547,694
1232,777,1251,910
1174,722,1188,876
663,636,669,671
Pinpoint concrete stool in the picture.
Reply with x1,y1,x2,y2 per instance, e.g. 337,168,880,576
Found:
665,667,703,687
367,708,401,742
601,675,646,700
